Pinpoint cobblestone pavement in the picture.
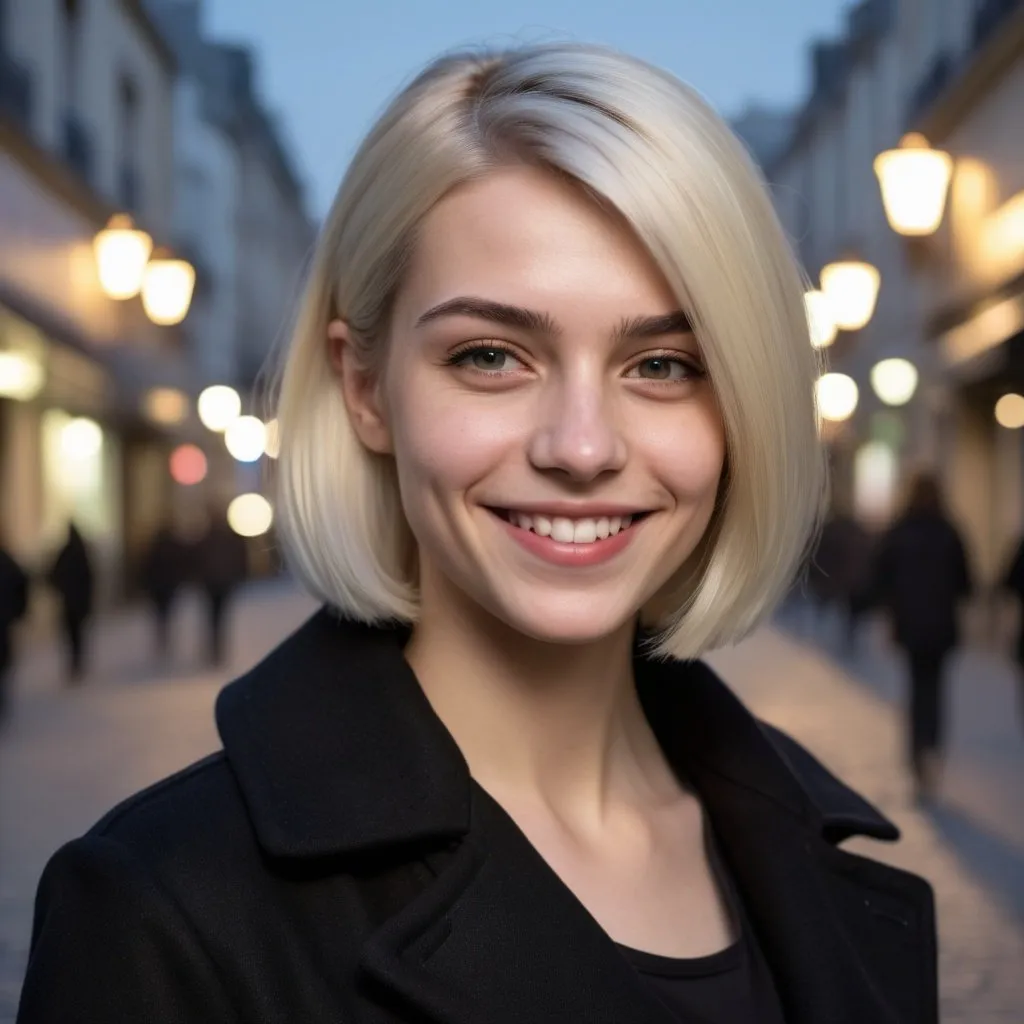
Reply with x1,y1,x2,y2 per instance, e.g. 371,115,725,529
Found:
2,584,1022,1021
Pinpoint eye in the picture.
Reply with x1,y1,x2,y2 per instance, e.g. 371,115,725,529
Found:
447,344,525,374
626,356,700,382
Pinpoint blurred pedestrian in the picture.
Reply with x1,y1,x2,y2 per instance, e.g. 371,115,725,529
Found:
1000,535,1024,729
139,523,188,662
808,508,874,651
46,523,94,684
0,539,29,719
871,473,971,801
193,509,248,667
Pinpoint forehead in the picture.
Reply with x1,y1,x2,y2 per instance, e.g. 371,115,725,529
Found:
395,166,680,324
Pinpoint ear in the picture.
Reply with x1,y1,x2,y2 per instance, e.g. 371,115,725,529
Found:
327,319,393,454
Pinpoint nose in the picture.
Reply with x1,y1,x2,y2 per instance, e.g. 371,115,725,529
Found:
527,374,628,481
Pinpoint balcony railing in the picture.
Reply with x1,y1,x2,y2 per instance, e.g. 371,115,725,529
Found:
0,50,33,132
972,0,1023,50
61,111,94,185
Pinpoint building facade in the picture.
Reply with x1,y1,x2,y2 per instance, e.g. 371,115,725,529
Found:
760,0,1024,595
0,0,191,609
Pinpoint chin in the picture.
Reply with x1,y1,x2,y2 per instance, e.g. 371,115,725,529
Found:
488,589,640,648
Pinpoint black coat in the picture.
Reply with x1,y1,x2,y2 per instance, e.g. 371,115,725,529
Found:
872,511,971,655
18,611,937,1024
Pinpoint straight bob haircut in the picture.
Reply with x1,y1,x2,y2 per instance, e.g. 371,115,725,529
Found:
274,43,826,660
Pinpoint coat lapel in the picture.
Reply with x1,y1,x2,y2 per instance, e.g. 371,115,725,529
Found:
638,657,936,1024
360,787,686,1024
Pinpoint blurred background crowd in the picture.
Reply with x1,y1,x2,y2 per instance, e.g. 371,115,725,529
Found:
1,0,1024,1020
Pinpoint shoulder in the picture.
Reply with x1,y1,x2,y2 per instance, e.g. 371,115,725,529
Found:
82,752,259,880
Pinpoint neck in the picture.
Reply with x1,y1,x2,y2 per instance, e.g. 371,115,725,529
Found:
404,585,674,823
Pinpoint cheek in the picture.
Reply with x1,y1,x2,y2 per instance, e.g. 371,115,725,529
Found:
643,403,726,503
389,382,526,492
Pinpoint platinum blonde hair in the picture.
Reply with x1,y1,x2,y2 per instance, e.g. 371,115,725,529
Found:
274,43,826,659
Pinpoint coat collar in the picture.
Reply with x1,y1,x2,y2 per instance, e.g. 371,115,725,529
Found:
216,607,896,861
217,609,930,1024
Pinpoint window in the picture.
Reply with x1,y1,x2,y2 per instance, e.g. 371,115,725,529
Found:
118,74,140,211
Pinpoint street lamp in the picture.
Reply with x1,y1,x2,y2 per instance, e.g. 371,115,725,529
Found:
141,249,196,326
93,214,153,300
227,493,274,537
816,372,859,422
870,358,919,407
874,133,954,237
995,393,1024,429
819,260,880,331
804,290,838,349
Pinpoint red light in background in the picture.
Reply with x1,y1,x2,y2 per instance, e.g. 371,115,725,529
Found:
170,444,207,485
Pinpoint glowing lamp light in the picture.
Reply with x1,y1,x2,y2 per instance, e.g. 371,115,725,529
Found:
874,133,954,237
169,444,208,485
197,385,241,432
224,415,267,463
227,493,273,538
143,387,188,426
93,214,153,300
0,350,45,400
870,358,919,407
264,418,280,459
816,372,859,423
61,417,103,459
804,290,838,349
141,252,196,326
819,261,880,331
995,393,1024,429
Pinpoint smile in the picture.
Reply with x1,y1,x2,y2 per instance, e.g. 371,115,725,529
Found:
486,508,652,567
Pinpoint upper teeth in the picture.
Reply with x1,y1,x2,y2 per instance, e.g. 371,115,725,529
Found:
509,513,633,543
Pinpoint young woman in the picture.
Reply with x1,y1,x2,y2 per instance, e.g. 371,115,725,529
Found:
19,44,937,1024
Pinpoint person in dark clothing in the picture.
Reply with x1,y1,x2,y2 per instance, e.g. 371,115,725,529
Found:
140,525,188,661
871,474,971,800
808,509,874,652
193,511,248,667
46,524,95,684
0,541,29,720
1000,536,1024,728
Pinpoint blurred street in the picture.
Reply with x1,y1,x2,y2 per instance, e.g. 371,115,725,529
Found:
0,583,1021,1022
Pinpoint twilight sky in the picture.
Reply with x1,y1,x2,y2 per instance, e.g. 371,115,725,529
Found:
204,0,851,218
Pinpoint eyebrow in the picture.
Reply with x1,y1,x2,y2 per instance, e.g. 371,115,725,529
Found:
415,296,692,341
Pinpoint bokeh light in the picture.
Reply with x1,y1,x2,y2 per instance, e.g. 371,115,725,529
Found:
169,444,208,485
224,415,267,462
227,493,273,537
197,385,241,432
995,393,1024,429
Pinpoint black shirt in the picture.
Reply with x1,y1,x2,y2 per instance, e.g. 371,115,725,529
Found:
618,822,788,1023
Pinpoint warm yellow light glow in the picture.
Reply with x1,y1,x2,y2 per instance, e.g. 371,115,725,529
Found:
941,296,1024,366
874,133,954,236
870,358,919,407
995,393,1024,429
142,387,188,426
61,417,103,459
804,290,838,349
141,256,196,326
0,351,45,400
264,418,280,459
816,372,859,422
820,261,881,331
227,493,273,537
980,191,1024,269
197,385,241,432
93,214,153,300
224,415,267,462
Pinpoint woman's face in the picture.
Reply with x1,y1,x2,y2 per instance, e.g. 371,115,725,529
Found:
339,166,725,645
